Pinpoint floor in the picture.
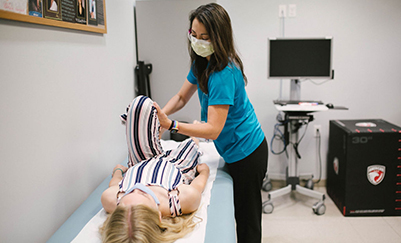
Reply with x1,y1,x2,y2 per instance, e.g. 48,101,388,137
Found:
261,186,401,243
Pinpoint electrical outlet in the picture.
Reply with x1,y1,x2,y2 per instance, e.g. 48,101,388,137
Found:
288,4,296,17
314,125,321,137
279,5,287,17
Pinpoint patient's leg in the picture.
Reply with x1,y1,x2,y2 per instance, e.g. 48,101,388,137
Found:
165,138,201,184
125,96,163,167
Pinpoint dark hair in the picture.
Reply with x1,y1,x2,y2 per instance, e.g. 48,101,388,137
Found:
188,3,247,94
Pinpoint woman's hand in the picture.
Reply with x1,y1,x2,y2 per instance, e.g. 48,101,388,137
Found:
154,102,172,130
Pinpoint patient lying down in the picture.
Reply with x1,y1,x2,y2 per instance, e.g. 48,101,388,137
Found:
100,96,210,243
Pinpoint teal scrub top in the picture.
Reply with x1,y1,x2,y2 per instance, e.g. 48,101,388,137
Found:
187,63,265,163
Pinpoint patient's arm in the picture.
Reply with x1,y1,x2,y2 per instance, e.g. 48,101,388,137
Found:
108,164,127,187
101,185,119,213
101,165,127,213
178,163,210,214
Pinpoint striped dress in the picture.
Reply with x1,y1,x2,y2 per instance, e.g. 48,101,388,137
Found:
119,96,201,216
119,138,201,190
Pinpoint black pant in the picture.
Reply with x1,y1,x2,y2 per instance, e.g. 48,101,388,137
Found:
226,138,268,243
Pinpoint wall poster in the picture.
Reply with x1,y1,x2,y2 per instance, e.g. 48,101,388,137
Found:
28,0,42,17
0,0,107,33
43,0,61,20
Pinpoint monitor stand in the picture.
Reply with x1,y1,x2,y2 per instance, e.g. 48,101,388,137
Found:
262,79,326,215
290,79,301,100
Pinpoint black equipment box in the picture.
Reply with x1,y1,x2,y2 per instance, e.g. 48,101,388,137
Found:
327,119,401,216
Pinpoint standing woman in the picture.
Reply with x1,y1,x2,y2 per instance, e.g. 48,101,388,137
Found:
154,3,268,243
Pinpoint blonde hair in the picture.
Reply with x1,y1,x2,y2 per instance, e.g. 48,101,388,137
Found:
100,205,199,243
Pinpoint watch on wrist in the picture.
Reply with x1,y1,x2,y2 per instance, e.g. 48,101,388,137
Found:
169,120,179,133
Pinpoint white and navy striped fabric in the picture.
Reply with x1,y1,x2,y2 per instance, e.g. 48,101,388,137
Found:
123,96,163,167
119,137,201,188
119,156,183,192
119,96,201,216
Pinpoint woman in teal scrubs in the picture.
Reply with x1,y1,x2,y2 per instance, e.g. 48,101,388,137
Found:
154,3,268,243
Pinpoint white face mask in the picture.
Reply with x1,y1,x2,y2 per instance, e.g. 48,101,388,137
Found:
188,33,214,58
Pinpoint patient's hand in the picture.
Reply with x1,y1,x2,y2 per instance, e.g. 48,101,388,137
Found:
196,163,210,175
113,164,128,174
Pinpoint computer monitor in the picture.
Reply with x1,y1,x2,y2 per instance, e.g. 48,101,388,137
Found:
268,37,333,79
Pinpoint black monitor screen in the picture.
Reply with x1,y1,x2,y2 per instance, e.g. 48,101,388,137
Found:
268,38,332,79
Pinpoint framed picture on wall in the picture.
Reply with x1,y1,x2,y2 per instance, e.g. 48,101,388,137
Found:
75,0,86,24
60,0,75,23
28,0,43,17
88,0,97,26
43,0,61,20
0,0,107,33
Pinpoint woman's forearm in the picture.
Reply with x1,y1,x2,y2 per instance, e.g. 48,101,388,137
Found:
162,94,187,116
176,104,229,140
162,80,197,115
177,122,219,140
155,102,228,140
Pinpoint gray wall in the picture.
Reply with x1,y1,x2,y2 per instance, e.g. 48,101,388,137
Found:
0,0,400,242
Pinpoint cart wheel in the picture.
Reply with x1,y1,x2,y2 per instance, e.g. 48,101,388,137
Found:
312,201,326,215
262,200,274,214
305,179,314,190
262,178,272,192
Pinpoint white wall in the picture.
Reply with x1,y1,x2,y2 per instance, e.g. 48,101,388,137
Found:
137,0,401,181
0,1,136,242
136,0,212,126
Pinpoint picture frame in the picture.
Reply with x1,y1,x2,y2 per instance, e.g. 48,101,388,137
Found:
0,0,107,34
